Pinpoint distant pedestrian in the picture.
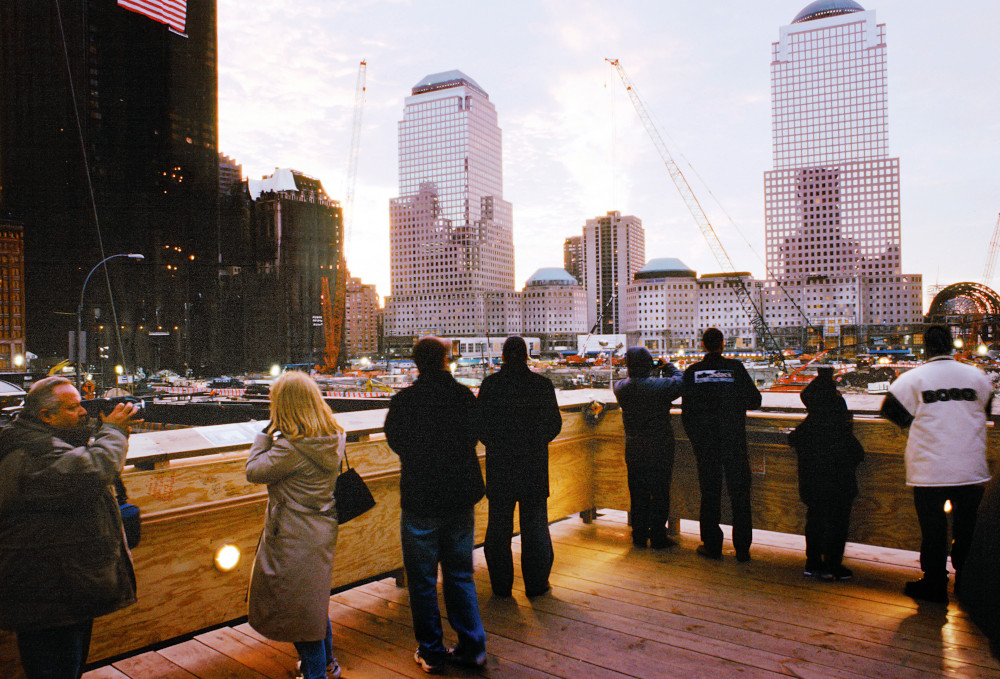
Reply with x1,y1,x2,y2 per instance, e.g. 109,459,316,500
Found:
384,337,487,674
478,336,562,598
613,347,683,548
681,328,762,562
880,325,993,604
246,371,346,679
0,376,140,679
788,366,864,580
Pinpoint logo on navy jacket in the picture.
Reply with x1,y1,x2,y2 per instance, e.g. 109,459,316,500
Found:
694,369,735,384
921,388,977,404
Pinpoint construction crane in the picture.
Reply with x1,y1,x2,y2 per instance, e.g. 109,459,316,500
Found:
319,269,347,373
320,60,366,374
981,212,1000,287
344,60,367,252
606,58,786,368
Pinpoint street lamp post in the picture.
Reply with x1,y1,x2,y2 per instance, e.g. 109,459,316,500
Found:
76,253,144,391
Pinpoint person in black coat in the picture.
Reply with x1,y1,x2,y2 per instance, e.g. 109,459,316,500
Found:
960,473,1000,659
681,328,762,562
788,366,864,581
384,337,487,672
613,347,682,548
478,336,562,598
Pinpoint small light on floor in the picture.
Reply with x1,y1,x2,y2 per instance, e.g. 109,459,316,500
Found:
214,544,241,572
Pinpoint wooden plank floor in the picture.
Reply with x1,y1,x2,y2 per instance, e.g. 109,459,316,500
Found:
86,511,999,678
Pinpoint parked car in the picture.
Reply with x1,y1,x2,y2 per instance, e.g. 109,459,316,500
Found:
0,379,26,410
243,382,270,397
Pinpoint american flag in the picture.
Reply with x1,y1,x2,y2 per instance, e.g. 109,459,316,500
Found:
118,0,187,35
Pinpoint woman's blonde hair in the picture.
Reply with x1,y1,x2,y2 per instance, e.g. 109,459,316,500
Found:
267,371,343,440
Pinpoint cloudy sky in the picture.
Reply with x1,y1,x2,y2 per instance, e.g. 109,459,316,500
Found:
217,0,999,309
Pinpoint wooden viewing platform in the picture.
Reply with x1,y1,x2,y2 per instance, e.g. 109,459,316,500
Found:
82,511,998,679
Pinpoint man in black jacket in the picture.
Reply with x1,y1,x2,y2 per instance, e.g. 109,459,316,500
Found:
384,337,487,673
478,336,562,598
681,328,762,562
0,376,139,679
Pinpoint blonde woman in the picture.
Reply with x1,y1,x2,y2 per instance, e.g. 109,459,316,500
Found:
246,371,345,679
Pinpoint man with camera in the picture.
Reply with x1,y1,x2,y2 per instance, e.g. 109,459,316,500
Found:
0,376,141,678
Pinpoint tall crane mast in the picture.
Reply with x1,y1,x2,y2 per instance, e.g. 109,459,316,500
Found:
605,58,785,367
982,212,1000,287
344,59,367,248
323,60,366,373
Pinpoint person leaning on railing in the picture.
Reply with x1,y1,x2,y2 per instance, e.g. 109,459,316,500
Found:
245,371,346,679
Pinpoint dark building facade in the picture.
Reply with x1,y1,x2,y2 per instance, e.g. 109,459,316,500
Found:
0,0,219,374
217,169,344,373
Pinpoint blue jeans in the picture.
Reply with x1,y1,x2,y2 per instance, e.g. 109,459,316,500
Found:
293,618,333,679
17,619,93,679
401,509,486,665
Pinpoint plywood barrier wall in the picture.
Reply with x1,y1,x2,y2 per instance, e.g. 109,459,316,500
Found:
1,403,996,676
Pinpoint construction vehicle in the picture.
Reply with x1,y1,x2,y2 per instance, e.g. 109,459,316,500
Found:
567,294,617,364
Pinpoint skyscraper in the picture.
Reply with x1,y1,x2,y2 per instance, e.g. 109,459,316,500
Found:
0,1,218,370
216,169,343,372
384,70,516,350
763,1,922,343
582,211,645,334
563,235,583,283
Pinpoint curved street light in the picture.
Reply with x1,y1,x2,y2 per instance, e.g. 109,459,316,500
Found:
76,253,144,391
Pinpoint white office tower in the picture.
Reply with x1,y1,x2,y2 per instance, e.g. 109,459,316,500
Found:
764,1,922,343
583,211,645,335
384,71,517,346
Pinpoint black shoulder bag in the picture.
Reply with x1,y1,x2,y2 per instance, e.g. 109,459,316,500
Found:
335,449,376,524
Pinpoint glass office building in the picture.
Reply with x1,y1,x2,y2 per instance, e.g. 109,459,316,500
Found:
763,1,922,337
384,70,517,345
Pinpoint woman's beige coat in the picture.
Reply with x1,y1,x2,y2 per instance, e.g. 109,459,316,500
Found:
246,430,344,642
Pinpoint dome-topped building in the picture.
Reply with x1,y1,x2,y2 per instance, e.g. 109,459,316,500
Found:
526,267,579,287
792,0,864,24
634,258,696,280
522,267,586,352
625,258,700,352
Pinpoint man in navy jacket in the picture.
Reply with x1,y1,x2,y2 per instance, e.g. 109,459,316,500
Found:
682,328,762,562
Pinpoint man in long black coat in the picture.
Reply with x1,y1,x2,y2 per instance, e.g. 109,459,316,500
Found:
477,336,563,598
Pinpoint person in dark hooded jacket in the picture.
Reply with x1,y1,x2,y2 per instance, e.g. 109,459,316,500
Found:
788,366,864,581
613,347,682,548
